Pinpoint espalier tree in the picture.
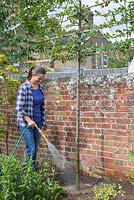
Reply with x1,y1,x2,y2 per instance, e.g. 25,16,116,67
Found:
47,0,101,190
1,0,134,66
49,1,103,63
0,54,20,155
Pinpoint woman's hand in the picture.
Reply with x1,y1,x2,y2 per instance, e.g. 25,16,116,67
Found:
24,116,37,128
28,119,37,128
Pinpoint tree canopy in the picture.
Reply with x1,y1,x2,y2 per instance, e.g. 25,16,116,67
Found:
0,0,134,67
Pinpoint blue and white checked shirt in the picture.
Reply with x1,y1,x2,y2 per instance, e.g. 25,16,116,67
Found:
16,80,46,127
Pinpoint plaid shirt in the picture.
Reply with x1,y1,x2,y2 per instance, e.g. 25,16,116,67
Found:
16,80,46,127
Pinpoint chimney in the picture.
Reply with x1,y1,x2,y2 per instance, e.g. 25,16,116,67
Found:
88,10,94,25
81,7,94,26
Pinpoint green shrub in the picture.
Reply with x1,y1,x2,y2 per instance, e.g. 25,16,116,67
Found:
92,183,125,200
0,155,64,200
0,54,20,155
77,182,125,200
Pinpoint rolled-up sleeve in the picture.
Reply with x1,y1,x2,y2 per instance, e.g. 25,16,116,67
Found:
16,86,27,119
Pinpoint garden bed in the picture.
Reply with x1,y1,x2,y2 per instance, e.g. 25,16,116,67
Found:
59,174,134,200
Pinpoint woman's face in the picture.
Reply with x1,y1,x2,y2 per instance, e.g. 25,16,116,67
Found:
33,74,45,84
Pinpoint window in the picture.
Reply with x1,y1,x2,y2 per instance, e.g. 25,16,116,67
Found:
103,54,108,67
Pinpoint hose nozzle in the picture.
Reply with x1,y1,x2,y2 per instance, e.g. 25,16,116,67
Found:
37,128,47,141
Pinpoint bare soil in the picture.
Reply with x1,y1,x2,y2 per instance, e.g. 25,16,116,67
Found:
57,170,134,200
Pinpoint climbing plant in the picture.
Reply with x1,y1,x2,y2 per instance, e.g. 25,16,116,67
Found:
0,54,20,155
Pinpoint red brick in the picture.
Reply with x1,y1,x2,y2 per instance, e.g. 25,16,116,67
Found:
1,77,134,181
82,112,95,117
104,163,116,170
97,124,111,129
113,112,128,118
81,118,94,122
105,169,114,177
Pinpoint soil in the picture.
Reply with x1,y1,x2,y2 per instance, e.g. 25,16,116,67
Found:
57,169,134,200
60,180,134,200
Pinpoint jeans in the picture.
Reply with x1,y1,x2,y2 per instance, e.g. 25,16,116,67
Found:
19,125,41,167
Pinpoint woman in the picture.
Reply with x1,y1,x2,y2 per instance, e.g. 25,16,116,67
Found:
16,66,47,168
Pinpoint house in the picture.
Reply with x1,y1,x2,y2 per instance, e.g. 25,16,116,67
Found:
54,10,109,72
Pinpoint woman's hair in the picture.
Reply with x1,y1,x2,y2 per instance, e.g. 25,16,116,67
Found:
27,66,47,80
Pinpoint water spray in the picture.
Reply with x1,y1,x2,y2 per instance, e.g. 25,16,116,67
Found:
36,127,65,169
36,127,75,185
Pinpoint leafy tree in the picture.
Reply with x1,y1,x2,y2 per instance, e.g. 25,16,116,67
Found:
49,1,101,63
1,0,134,67
0,0,26,62
0,54,20,155
0,0,64,64
93,0,134,67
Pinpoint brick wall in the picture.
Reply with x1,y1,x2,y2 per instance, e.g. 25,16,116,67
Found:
1,72,134,180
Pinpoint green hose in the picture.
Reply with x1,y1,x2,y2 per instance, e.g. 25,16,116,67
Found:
0,125,30,176
12,125,30,155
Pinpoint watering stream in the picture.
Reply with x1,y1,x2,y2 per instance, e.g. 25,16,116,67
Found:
45,139,65,169
45,138,75,185
38,128,75,185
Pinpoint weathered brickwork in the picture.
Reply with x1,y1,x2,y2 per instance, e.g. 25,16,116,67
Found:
1,73,134,180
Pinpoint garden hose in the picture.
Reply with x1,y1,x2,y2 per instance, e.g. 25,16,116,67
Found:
11,125,30,155
12,125,47,155
0,125,46,176
0,125,29,176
